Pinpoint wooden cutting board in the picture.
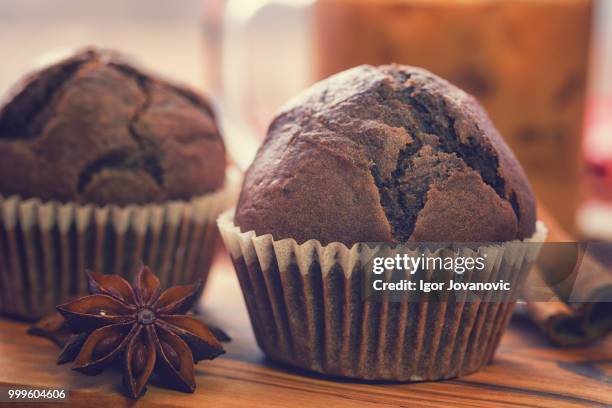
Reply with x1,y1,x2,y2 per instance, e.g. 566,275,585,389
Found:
0,257,610,408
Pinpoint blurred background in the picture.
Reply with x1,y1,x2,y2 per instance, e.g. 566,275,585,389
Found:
0,0,610,239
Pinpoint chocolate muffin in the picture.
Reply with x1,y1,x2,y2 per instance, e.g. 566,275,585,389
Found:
219,64,546,382
236,64,534,245
0,48,231,320
0,47,225,206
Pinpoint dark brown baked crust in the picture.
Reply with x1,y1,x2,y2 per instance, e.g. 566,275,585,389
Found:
236,64,536,245
0,47,226,206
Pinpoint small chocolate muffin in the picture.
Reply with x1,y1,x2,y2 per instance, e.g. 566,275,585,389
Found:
0,48,229,320
221,65,546,382
0,47,225,206
236,64,535,245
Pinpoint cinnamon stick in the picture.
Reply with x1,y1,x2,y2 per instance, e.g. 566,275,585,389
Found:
525,203,612,346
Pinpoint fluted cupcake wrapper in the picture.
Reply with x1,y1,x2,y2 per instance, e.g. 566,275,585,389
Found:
218,210,547,381
0,169,240,321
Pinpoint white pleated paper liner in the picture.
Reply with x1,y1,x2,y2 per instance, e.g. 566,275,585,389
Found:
0,169,241,321
218,210,547,381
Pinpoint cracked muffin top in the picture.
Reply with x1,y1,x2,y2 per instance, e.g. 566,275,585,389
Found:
236,64,536,245
0,47,226,206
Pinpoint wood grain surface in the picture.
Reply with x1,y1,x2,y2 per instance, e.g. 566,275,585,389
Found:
0,256,610,408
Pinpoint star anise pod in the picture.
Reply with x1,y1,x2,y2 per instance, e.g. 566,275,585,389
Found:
56,265,225,398
27,312,73,348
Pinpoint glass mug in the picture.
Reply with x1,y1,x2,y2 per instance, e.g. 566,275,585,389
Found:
210,0,593,230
